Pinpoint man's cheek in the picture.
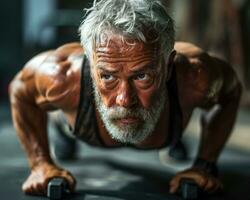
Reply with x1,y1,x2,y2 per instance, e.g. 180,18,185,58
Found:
136,83,160,108
98,87,117,107
91,74,112,106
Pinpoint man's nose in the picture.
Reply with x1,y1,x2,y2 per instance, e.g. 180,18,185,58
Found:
116,82,136,108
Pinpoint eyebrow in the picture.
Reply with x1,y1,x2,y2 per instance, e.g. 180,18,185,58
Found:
96,62,158,73
130,63,156,73
97,66,119,73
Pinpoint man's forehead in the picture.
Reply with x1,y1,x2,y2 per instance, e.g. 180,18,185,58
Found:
94,34,159,58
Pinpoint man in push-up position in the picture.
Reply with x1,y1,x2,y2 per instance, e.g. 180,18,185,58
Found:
9,0,242,196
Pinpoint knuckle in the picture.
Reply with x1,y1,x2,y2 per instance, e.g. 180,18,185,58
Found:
32,183,39,191
62,170,69,176
205,179,213,191
214,179,223,190
22,186,29,193
22,183,27,191
199,176,207,186
170,177,179,185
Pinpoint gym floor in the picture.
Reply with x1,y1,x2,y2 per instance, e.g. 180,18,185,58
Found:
0,102,249,200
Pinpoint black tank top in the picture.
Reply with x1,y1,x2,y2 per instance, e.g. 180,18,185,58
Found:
72,56,183,149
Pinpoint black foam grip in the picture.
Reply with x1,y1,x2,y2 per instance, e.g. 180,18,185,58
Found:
180,178,199,200
47,178,68,199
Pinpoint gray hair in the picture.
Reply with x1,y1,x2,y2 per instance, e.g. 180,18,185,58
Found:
79,0,175,61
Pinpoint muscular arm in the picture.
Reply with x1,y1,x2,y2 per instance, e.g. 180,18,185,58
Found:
198,56,242,162
9,52,53,168
170,42,242,193
9,43,82,168
175,42,242,162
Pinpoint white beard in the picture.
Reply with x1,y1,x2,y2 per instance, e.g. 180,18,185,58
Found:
93,82,167,145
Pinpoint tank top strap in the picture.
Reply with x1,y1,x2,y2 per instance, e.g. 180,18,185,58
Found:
167,63,183,147
73,55,103,146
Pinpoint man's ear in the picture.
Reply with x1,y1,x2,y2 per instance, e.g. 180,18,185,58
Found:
165,50,176,82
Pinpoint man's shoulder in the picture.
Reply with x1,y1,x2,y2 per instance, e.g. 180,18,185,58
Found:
174,42,213,77
23,42,83,70
36,43,83,110
39,42,84,77
174,42,205,58
174,42,223,108
19,42,84,110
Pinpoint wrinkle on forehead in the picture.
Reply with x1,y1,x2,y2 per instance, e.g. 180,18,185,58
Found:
94,35,160,63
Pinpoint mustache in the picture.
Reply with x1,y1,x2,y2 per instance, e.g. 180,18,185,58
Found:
103,105,159,122
104,106,143,119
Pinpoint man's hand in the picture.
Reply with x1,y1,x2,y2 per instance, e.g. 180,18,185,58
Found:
22,162,76,196
169,168,223,194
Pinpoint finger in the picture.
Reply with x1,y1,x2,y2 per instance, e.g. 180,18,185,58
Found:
36,182,47,195
22,186,32,194
169,176,181,193
207,179,223,194
62,171,76,191
170,172,208,193
22,182,32,194
169,181,178,194
22,183,27,192
66,175,76,192
28,184,36,195
32,182,45,196
169,175,198,193
193,175,208,188
204,178,214,192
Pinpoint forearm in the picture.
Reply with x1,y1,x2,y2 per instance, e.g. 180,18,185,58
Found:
198,87,241,162
10,97,53,169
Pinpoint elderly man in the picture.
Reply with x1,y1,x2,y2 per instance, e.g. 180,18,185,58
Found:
9,0,241,197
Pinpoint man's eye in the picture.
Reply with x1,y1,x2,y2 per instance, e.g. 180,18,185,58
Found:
101,74,115,81
135,73,148,80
